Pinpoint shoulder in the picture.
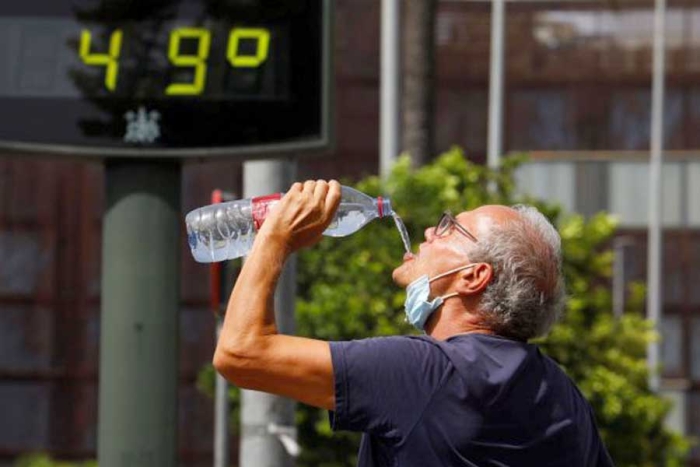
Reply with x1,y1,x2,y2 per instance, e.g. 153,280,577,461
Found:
329,335,456,435
329,335,456,393
330,335,452,364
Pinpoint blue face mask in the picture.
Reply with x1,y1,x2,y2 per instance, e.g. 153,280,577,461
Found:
404,264,476,331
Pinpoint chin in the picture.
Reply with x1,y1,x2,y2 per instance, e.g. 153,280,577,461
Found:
391,267,405,287
391,268,403,286
392,263,412,288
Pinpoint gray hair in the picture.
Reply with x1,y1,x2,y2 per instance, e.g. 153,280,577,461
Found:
468,205,566,341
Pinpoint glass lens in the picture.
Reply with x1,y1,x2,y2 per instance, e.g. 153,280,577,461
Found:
436,213,452,236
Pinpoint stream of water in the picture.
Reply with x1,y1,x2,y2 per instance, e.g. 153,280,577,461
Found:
391,213,412,254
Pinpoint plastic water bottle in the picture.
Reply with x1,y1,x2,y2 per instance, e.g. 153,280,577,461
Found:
185,186,394,263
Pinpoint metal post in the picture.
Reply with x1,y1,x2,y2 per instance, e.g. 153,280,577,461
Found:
211,187,235,467
214,317,230,467
613,237,633,319
380,0,401,179
647,0,667,393
487,0,506,171
239,158,299,467
98,161,180,467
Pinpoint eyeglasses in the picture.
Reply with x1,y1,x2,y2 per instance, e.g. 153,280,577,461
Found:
434,211,478,243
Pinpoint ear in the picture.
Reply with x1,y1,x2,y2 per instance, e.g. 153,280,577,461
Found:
454,263,492,296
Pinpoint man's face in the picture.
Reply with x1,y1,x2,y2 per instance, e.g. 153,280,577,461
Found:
392,206,518,289
392,211,480,288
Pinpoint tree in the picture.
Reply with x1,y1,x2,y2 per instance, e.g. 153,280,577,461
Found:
402,0,438,167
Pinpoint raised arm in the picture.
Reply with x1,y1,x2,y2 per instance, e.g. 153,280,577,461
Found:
212,180,342,410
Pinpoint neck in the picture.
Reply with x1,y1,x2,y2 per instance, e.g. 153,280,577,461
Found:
427,322,495,341
424,300,495,341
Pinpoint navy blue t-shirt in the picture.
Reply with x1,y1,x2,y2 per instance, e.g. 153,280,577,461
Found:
329,334,614,467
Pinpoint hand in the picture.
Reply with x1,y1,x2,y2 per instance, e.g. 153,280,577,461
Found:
258,179,342,254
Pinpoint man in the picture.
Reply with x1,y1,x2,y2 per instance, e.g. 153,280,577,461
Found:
213,179,614,466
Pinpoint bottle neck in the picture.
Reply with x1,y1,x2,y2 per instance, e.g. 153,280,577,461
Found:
374,197,393,218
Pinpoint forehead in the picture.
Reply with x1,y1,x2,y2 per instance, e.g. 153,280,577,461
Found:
455,206,519,235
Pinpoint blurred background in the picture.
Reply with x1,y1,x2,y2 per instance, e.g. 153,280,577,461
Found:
1,0,699,466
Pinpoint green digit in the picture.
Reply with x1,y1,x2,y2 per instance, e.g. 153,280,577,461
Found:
227,28,270,68
166,28,211,96
79,29,123,91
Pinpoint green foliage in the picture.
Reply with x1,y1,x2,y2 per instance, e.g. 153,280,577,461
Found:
14,454,96,467
538,213,691,466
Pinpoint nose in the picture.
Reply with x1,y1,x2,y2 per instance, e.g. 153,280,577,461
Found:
424,226,436,241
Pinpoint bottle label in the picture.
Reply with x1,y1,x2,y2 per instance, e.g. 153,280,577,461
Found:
251,193,282,231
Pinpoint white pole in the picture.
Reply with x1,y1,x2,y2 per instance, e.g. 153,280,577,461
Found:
487,0,506,171
380,0,401,179
240,159,300,466
647,0,667,393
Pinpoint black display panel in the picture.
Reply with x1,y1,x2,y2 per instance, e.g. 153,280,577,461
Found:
0,0,331,158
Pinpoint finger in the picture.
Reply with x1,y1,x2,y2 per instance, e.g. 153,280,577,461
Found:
302,180,315,195
289,182,303,193
325,180,342,217
312,179,328,204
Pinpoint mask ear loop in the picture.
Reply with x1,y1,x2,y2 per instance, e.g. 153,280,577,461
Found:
428,264,476,284
440,292,460,300
427,264,477,302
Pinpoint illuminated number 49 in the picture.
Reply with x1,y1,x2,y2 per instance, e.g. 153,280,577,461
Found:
78,27,271,95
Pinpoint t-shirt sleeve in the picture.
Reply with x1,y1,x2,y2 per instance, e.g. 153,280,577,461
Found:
329,336,451,439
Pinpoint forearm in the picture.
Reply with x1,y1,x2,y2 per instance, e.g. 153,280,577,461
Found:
216,231,289,357
212,180,339,409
